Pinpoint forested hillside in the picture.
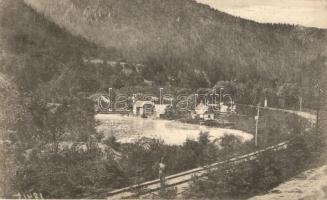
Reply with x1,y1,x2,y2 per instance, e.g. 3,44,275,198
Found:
0,1,115,197
0,0,326,108
1,0,128,97
24,0,327,88
0,0,326,198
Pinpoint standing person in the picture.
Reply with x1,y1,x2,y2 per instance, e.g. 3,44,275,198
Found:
264,97,268,108
159,157,166,191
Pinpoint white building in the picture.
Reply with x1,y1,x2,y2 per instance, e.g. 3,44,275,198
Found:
192,101,215,120
154,104,170,118
133,101,155,117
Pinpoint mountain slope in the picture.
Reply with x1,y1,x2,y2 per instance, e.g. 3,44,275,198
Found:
0,0,146,97
1,0,326,108
23,0,327,88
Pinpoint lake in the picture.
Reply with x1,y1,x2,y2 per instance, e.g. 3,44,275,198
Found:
96,114,253,145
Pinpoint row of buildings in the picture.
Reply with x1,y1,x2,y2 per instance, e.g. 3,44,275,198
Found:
93,94,236,120
132,100,236,120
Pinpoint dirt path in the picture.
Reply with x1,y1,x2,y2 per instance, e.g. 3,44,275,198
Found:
248,108,326,200
248,165,327,200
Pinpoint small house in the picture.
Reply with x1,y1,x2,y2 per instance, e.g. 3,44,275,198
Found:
193,101,215,120
219,102,236,113
220,103,229,113
133,101,155,117
154,104,170,118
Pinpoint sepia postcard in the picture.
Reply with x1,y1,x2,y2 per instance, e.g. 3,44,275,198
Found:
0,0,326,199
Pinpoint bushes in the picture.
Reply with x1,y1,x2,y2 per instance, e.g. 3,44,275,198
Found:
2,91,314,199
116,133,243,186
1,92,315,198
0,95,112,198
2,94,244,198
13,144,127,199
184,132,326,199
118,134,213,183
234,105,310,148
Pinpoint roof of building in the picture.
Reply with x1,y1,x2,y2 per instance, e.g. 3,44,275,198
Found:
134,101,155,108
155,104,170,114
195,102,208,115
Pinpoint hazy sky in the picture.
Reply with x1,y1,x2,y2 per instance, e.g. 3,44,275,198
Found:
196,0,327,29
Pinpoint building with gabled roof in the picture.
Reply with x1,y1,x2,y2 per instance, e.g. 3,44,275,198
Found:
192,101,215,120
133,101,155,117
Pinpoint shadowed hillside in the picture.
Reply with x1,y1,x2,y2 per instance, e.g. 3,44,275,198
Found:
23,0,327,90
0,0,326,106
0,1,327,198
0,0,147,98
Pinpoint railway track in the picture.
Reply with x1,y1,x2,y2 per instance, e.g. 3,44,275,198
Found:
106,107,315,199
107,141,290,199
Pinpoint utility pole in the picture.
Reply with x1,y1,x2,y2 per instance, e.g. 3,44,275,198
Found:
213,89,216,104
160,88,164,105
195,94,198,109
214,93,219,112
315,84,321,134
109,88,112,111
314,57,326,135
109,88,112,98
255,103,260,147
219,88,224,105
299,96,303,112
132,94,136,103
